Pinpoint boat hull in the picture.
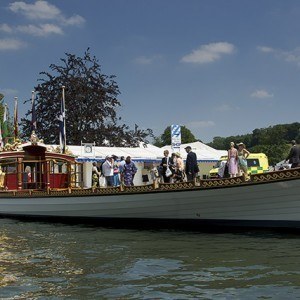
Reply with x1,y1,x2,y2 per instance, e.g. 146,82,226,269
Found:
1,171,300,229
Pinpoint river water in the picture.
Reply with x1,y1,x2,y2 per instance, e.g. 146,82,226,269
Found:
0,218,300,299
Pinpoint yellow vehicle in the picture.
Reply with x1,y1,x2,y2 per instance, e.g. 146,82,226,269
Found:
209,153,269,178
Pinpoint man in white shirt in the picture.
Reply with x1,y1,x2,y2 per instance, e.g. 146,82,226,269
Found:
102,156,114,186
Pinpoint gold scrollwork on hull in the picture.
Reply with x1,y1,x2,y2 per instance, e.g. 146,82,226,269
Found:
252,168,300,182
200,177,244,188
123,185,155,193
159,182,195,191
49,189,70,196
95,187,121,195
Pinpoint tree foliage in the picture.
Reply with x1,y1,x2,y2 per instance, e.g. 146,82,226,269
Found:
153,126,197,147
20,49,153,146
0,94,14,141
207,123,300,165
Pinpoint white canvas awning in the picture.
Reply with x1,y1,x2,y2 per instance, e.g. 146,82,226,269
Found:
161,141,227,162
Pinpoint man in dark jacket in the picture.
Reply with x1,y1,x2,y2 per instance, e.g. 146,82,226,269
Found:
185,146,199,181
286,140,300,168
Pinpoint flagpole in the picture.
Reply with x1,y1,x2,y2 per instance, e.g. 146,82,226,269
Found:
31,90,37,132
3,103,8,145
0,122,3,149
14,96,18,141
62,85,66,153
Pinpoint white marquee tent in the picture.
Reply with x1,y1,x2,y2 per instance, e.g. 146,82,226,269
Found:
161,141,227,162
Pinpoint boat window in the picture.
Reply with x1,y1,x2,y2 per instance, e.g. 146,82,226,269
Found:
70,163,83,188
247,158,260,167
51,160,68,173
22,161,45,189
0,160,17,173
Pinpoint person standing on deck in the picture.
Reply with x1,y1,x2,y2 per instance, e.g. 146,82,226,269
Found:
185,146,199,181
160,150,174,183
237,142,250,180
122,156,137,186
102,156,114,187
285,140,300,168
227,142,238,177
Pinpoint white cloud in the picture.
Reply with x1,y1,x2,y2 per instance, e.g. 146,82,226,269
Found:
62,15,85,26
9,0,61,20
258,45,300,67
251,89,274,99
0,38,26,50
8,0,85,25
257,46,275,53
0,23,13,33
16,24,63,36
181,42,235,64
187,120,215,128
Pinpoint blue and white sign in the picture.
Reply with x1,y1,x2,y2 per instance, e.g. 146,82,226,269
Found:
171,124,181,150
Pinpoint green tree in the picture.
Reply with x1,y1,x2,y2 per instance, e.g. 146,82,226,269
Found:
249,144,290,166
20,49,152,146
0,94,14,143
153,125,197,147
208,123,300,165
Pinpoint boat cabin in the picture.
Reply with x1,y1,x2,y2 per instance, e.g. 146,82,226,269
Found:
0,141,83,191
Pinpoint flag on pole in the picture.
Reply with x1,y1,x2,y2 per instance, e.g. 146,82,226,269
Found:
14,97,18,139
59,86,66,153
0,122,3,148
31,91,37,131
2,104,8,143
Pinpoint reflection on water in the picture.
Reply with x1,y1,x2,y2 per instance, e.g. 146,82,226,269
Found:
0,218,300,299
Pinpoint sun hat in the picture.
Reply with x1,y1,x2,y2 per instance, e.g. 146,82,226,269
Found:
175,152,181,157
237,142,245,146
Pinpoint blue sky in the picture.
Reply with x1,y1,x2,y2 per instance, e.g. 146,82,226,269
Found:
0,0,300,143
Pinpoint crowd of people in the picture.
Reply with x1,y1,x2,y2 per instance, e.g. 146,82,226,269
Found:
90,140,300,188
91,146,200,187
158,146,199,184
91,155,137,188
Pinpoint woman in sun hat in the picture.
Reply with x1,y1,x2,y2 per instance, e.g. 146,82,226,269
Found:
174,152,185,182
227,142,238,178
237,142,250,179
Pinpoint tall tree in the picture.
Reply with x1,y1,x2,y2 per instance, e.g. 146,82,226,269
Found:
20,49,152,146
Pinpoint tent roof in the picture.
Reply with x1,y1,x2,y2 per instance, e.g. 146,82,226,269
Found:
66,143,163,162
161,141,227,161
49,141,225,162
